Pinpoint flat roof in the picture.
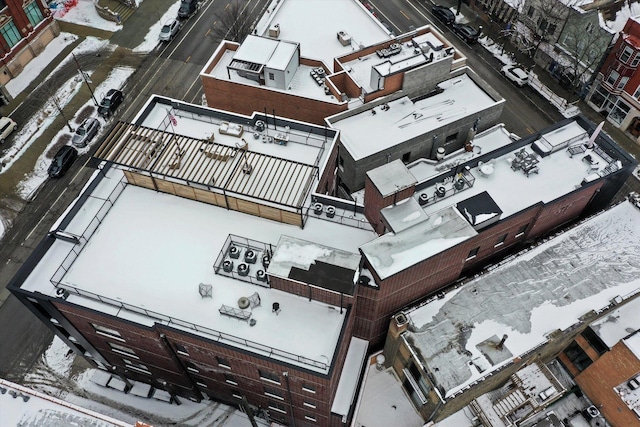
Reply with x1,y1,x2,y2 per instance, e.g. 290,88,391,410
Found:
416,120,629,219
95,98,329,209
257,0,391,68
402,199,640,397
367,159,417,197
335,74,499,161
22,166,376,374
361,206,477,280
331,337,369,416
590,297,640,348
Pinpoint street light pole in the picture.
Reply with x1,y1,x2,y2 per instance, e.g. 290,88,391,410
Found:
52,97,74,132
71,52,99,107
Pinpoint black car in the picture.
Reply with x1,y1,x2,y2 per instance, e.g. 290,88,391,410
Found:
432,5,455,26
98,89,124,118
48,145,78,178
178,0,198,18
452,23,479,44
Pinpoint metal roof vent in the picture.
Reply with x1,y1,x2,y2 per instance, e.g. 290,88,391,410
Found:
238,297,250,309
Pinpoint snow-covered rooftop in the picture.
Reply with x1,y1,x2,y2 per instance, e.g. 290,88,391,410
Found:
0,378,132,427
351,353,424,427
361,205,477,280
20,162,376,373
335,74,500,162
402,199,640,397
258,0,391,68
590,296,640,348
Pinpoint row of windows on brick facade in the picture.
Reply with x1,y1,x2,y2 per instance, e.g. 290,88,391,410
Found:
465,223,528,261
0,2,44,49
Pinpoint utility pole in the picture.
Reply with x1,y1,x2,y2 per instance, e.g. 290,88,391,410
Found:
71,52,99,107
241,395,260,427
52,97,74,132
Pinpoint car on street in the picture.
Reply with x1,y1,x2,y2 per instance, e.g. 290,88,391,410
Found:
501,64,529,87
177,0,198,19
452,23,480,43
159,18,180,42
98,89,124,118
0,116,17,143
432,5,455,26
72,117,101,148
48,145,78,178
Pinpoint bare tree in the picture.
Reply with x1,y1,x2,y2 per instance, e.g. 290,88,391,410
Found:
556,14,611,89
520,0,570,59
211,1,256,43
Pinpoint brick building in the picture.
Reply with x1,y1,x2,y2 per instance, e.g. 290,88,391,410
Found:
375,196,640,425
0,0,59,102
559,292,640,426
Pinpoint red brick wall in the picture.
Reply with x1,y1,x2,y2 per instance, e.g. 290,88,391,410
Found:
0,1,54,64
364,177,416,235
575,341,640,427
317,141,340,196
202,70,347,126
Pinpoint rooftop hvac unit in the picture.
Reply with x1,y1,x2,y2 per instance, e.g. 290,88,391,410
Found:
268,24,280,38
325,205,336,218
337,31,351,46
56,288,69,300
238,297,250,309
237,263,250,277
313,202,323,215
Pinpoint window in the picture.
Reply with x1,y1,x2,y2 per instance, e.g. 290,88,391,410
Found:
268,72,275,80
408,363,430,396
268,401,287,414
617,76,629,90
606,70,620,86
196,381,207,388
466,247,479,261
305,416,317,422
585,22,594,34
186,361,199,374
633,86,640,101
24,2,43,27
109,343,138,359
527,6,534,17
495,233,508,247
632,54,640,67
303,401,316,409
302,384,316,393
620,46,634,63
175,344,189,356
259,369,280,384
123,359,151,375
610,99,631,125
232,391,243,399
564,341,593,372
547,24,557,35
515,223,528,238
264,386,284,400
402,152,411,163
224,374,238,385
338,155,344,171
92,323,124,341
216,356,231,369
445,132,458,143
0,21,21,48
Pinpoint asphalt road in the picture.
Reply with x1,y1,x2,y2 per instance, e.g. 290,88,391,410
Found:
0,0,269,383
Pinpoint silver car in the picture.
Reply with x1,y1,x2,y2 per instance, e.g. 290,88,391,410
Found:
72,117,100,148
159,19,180,42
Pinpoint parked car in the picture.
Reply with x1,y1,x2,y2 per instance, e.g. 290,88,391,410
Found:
0,116,17,143
452,23,479,44
72,117,101,148
432,5,455,26
501,65,529,87
98,89,124,118
159,18,180,42
48,145,78,178
177,0,198,19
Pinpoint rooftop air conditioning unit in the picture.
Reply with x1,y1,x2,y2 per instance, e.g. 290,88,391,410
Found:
337,31,351,46
268,24,280,38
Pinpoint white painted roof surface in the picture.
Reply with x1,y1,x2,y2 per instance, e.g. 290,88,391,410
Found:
268,41,298,70
0,378,132,427
331,337,369,416
22,167,376,373
590,297,640,348
624,333,640,361
335,74,498,161
381,196,430,233
367,159,418,197
232,35,280,65
361,206,478,280
417,122,620,219
403,200,640,397
350,354,425,427
258,0,391,68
